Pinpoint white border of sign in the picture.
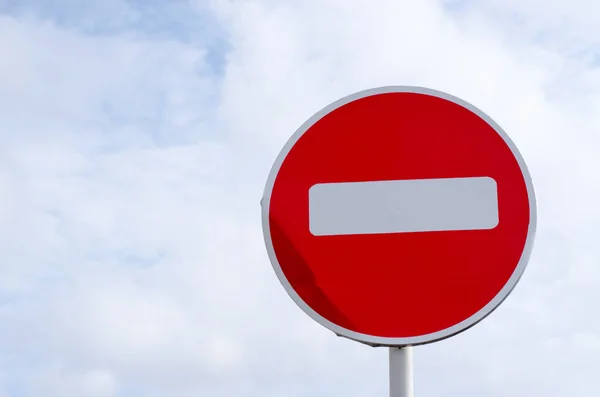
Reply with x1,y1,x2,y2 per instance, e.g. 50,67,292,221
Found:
261,86,537,347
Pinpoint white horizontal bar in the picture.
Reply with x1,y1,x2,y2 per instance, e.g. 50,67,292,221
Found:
308,177,498,236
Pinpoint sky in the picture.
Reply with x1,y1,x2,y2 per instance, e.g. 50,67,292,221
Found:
1,0,600,396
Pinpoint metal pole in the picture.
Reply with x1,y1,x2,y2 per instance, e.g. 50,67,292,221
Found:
389,346,413,397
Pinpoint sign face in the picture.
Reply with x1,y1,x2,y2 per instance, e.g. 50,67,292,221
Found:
261,86,536,346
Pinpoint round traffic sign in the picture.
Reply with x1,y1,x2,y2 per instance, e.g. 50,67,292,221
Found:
261,86,536,346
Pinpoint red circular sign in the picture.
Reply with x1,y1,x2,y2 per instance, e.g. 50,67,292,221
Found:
262,86,536,346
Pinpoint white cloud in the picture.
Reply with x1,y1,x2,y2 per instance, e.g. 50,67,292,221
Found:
1,0,600,396
26,367,117,397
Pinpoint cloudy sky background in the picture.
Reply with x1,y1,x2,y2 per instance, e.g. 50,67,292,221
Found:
1,0,600,396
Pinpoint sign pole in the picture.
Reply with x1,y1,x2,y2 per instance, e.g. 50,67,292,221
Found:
390,346,413,397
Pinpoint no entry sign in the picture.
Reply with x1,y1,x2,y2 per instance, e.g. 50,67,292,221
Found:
261,86,536,346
